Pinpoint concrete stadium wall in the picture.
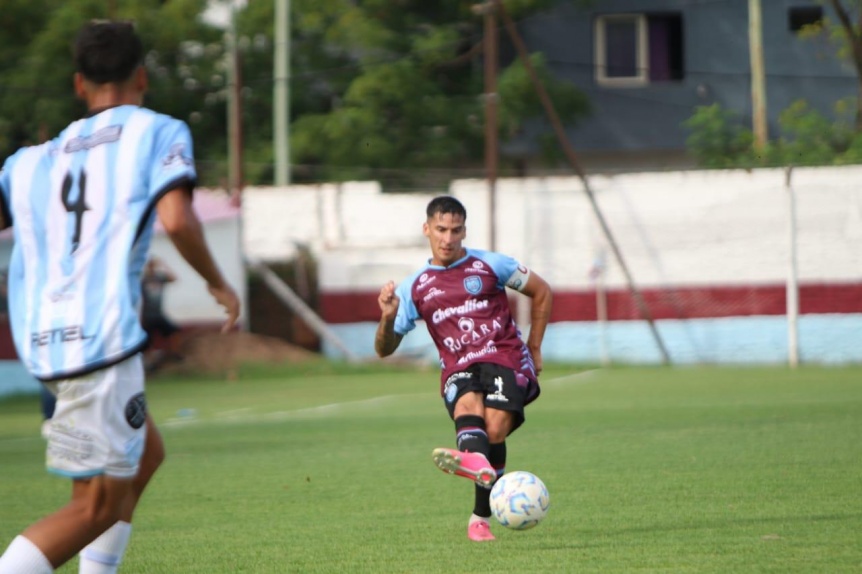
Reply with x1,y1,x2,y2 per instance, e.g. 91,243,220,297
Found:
0,191,245,398
243,165,862,366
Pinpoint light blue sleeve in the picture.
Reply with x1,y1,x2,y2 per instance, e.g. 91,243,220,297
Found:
0,152,20,228
471,248,522,289
393,273,422,336
0,161,10,227
148,117,197,199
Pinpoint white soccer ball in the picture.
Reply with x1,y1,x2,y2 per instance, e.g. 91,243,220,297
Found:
489,470,550,530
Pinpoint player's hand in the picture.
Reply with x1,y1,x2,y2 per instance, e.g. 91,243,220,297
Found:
378,281,400,321
208,282,241,333
530,346,544,375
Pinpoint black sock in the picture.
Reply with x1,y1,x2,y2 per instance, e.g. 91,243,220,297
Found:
488,441,507,479
474,442,507,518
454,415,489,457
454,415,492,518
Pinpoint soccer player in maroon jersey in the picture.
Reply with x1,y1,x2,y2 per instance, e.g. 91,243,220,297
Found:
375,195,552,541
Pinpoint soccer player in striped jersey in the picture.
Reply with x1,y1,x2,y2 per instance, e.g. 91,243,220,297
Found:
375,195,552,541
0,21,240,573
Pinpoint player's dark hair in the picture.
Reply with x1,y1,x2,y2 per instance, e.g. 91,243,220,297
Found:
74,20,143,85
426,196,467,220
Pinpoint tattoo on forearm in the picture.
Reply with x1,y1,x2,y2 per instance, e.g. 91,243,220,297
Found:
375,323,400,355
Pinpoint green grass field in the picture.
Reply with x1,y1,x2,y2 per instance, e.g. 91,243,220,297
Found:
1,362,861,573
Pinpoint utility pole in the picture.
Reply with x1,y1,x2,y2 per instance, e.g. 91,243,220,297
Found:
492,0,672,365
227,3,244,200
274,0,290,186
749,0,768,150
473,2,499,251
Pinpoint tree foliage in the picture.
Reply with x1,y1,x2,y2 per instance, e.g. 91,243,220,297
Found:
684,99,862,168
0,0,591,189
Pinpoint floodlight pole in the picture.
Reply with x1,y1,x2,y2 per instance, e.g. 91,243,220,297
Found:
473,2,499,251
274,0,291,186
227,3,244,199
492,0,671,365
785,167,799,367
749,0,768,150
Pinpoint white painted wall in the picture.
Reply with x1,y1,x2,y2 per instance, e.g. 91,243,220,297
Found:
241,166,862,366
243,166,862,291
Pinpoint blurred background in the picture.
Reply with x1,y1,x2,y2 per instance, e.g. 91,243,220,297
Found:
3,0,862,395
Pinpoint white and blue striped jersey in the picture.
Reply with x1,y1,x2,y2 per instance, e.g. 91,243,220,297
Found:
0,105,196,381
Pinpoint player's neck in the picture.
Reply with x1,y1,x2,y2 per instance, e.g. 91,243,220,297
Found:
86,89,143,112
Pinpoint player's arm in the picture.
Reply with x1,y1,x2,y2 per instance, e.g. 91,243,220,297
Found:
519,270,553,373
156,187,240,332
0,169,11,230
375,280,403,357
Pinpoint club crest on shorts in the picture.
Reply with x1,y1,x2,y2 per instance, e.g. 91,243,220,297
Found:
445,382,459,403
125,393,147,429
463,276,482,295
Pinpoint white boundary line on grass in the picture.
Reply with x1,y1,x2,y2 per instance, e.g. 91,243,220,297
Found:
1,370,602,441
543,369,602,386
162,392,435,428
161,370,601,429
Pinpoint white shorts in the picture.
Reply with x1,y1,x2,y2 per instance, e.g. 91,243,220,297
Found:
43,354,147,479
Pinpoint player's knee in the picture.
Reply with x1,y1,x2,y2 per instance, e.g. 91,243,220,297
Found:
147,432,166,469
73,494,124,533
486,426,508,444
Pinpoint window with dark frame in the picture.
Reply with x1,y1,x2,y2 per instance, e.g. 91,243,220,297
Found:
595,12,685,86
789,6,823,32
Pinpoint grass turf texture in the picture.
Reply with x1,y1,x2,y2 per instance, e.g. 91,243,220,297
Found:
1,363,861,573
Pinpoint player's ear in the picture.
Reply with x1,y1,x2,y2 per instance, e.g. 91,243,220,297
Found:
422,221,430,238
73,73,87,100
134,66,148,97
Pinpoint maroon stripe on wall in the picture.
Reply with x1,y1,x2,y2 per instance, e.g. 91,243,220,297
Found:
320,282,862,324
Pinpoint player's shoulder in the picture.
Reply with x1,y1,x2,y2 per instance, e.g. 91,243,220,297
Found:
2,138,56,172
465,247,516,267
399,264,433,291
134,107,190,131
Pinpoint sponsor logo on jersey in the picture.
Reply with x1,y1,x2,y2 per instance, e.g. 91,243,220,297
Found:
432,298,489,324
456,343,499,364
64,125,122,153
416,273,437,291
472,261,485,269
443,318,504,353
422,286,446,302
463,276,482,294
31,326,94,347
162,143,192,168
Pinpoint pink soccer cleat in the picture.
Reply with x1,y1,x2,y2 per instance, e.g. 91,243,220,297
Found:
467,520,496,542
431,447,496,488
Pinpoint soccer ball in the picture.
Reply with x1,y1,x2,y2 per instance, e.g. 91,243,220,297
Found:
489,470,550,530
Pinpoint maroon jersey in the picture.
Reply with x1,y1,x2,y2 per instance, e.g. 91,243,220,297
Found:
393,248,537,395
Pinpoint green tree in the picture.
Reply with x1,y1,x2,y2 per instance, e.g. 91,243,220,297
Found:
238,0,590,188
0,0,226,182
802,1,862,131
0,1,591,189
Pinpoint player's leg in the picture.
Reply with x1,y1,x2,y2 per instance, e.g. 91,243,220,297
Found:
429,368,497,540
79,414,165,574
432,371,496,487
0,475,135,570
